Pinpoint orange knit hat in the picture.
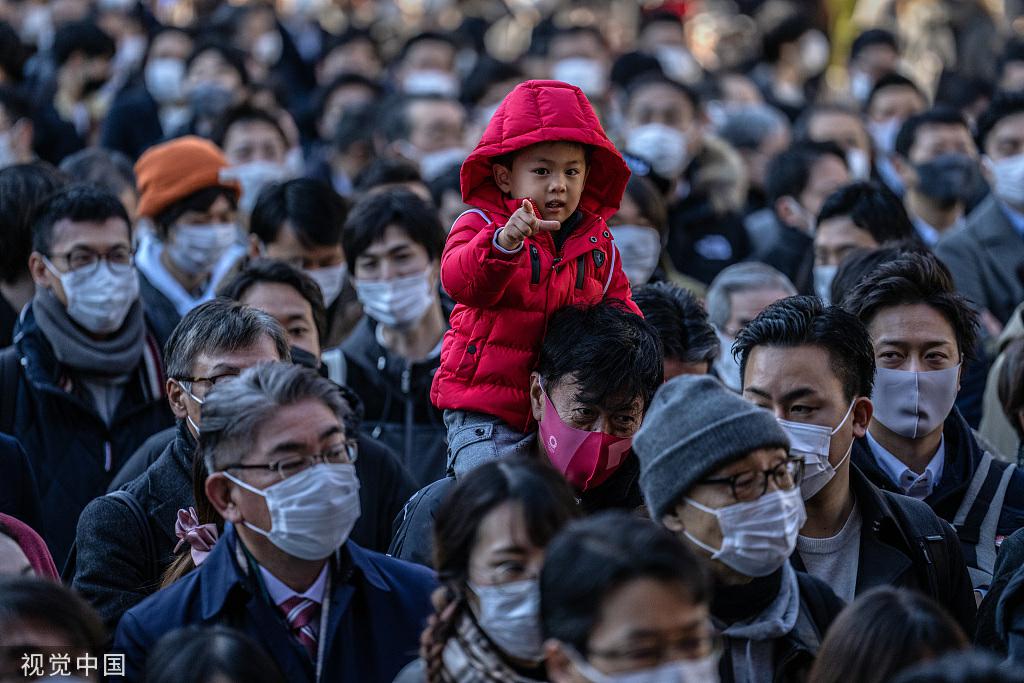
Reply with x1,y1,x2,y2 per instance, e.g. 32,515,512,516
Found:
134,136,240,219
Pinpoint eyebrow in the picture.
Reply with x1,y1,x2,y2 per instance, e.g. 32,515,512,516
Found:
207,364,241,376
528,157,583,166
876,337,955,348
488,543,526,555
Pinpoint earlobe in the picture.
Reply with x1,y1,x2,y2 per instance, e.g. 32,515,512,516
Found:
852,397,873,437
166,379,189,420
529,372,544,422
205,475,241,523
492,163,513,194
544,641,575,683
662,511,685,533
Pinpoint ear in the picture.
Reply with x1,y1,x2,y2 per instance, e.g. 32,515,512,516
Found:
530,372,544,422
248,233,265,259
205,473,242,523
774,196,800,228
544,641,578,683
166,378,189,420
662,506,686,533
492,162,513,194
980,155,995,187
891,155,917,188
28,252,54,290
12,119,32,157
851,396,873,438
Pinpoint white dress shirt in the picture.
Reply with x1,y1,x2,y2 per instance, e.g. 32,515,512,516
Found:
866,430,945,499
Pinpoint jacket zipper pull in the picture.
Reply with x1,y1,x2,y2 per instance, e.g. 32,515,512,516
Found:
401,368,411,394
529,244,541,284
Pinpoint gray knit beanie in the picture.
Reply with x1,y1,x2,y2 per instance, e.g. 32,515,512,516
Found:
634,375,790,520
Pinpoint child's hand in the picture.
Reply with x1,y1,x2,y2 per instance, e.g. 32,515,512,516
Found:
496,200,561,251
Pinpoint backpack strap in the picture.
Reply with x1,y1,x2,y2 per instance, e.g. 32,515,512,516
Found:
0,345,21,434
953,451,1016,588
63,489,160,587
886,493,950,598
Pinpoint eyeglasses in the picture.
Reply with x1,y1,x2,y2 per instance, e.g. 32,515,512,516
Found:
175,372,241,400
48,246,134,275
701,457,805,502
586,631,722,668
222,442,358,481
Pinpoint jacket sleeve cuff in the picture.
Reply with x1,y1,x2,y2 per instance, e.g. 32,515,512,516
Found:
492,229,524,256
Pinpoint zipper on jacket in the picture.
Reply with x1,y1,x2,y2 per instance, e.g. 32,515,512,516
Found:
575,255,586,289
529,244,541,284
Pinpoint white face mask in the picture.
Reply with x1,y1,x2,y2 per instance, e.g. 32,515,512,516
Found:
798,30,830,76
115,34,147,74
305,263,347,306
354,271,434,328
468,579,543,663
145,58,185,105
402,69,459,97
871,365,960,439
626,123,689,179
611,225,662,286
778,402,855,501
418,146,467,181
167,223,239,276
552,57,608,97
224,462,361,560
253,31,283,66
813,264,838,304
849,70,873,103
654,45,702,85
44,259,139,335
684,487,806,577
220,162,292,215
569,648,720,683
846,149,871,181
868,117,902,155
985,154,1024,208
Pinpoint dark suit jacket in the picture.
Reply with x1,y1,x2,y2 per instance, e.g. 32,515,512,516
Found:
113,526,436,683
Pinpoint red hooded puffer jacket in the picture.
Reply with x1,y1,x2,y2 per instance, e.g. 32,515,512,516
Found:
430,80,639,432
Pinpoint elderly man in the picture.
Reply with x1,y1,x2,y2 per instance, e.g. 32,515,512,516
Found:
72,299,290,630
390,302,664,566
114,362,436,682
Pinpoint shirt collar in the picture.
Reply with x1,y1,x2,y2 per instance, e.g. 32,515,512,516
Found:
866,430,945,499
259,562,329,607
999,200,1024,239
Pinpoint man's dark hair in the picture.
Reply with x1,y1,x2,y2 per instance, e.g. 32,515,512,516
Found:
0,577,105,654
211,103,287,150
163,297,290,379
342,188,444,270
633,283,719,366
333,102,377,154
829,243,928,307
762,15,813,65
218,259,327,344
58,148,135,201
625,73,700,113
891,651,1024,683
461,57,523,106
792,104,863,143
894,107,970,158
315,73,381,124
397,31,458,64
541,511,709,656
0,85,29,125
610,51,664,91
842,251,979,362
734,295,876,401
998,38,1024,81
144,625,286,683
816,181,917,244
354,158,424,195
319,27,380,65
934,72,993,115
185,41,249,86
53,21,116,67
250,178,347,249
31,184,130,255
428,162,462,208
0,23,28,82
866,73,926,113
538,303,664,410
850,28,897,61
977,91,1024,153
0,163,64,282
765,140,847,205
379,93,462,145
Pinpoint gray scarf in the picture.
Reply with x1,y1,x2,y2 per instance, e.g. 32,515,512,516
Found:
32,288,145,377
722,563,801,683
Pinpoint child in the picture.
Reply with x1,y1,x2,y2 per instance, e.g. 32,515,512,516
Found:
430,79,640,478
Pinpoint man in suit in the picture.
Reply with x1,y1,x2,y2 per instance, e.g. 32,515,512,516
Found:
113,362,436,682
936,92,1024,331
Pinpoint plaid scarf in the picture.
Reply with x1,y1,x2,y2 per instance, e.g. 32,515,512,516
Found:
439,613,545,683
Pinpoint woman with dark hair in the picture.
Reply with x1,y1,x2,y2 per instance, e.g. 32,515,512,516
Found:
144,625,285,683
807,586,967,683
542,511,716,682
394,457,580,682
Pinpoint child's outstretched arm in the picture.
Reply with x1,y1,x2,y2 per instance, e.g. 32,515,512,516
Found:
441,200,559,308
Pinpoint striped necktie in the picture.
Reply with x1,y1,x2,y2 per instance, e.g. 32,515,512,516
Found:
278,595,320,660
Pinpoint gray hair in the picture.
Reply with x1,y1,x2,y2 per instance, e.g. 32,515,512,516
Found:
200,362,354,472
715,104,790,152
59,148,136,198
164,298,291,379
706,263,797,329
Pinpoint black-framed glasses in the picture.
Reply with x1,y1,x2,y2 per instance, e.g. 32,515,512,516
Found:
585,631,722,668
222,442,358,481
176,372,241,400
48,246,134,275
700,457,805,502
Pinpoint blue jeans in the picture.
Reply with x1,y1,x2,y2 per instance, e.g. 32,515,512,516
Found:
443,409,536,478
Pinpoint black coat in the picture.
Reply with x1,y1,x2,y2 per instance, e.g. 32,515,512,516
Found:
977,527,1024,654
666,191,752,286
73,421,416,631
1,305,174,566
792,465,977,635
99,86,165,160
138,272,184,353
0,432,43,534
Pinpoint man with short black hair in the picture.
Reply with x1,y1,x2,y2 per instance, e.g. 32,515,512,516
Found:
936,92,1024,328
213,103,294,214
844,251,1024,593
380,93,466,181
249,178,360,347
633,282,719,379
998,38,1024,93
848,29,900,103
2,185,173,564
793,104,874,180
865,73,928,196
892,108,981,246
812,181,917,302
735,295,975,630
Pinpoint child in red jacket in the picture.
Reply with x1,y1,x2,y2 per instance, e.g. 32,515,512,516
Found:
430,79,640,481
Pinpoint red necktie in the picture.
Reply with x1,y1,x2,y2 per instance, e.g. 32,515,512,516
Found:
279,596,320,660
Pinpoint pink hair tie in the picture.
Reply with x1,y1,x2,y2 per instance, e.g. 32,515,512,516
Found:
174,507,219,566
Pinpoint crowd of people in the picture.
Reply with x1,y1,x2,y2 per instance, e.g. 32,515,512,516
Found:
7,0,1024,681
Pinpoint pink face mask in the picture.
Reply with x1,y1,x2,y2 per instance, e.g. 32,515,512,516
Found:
538,389,633,491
